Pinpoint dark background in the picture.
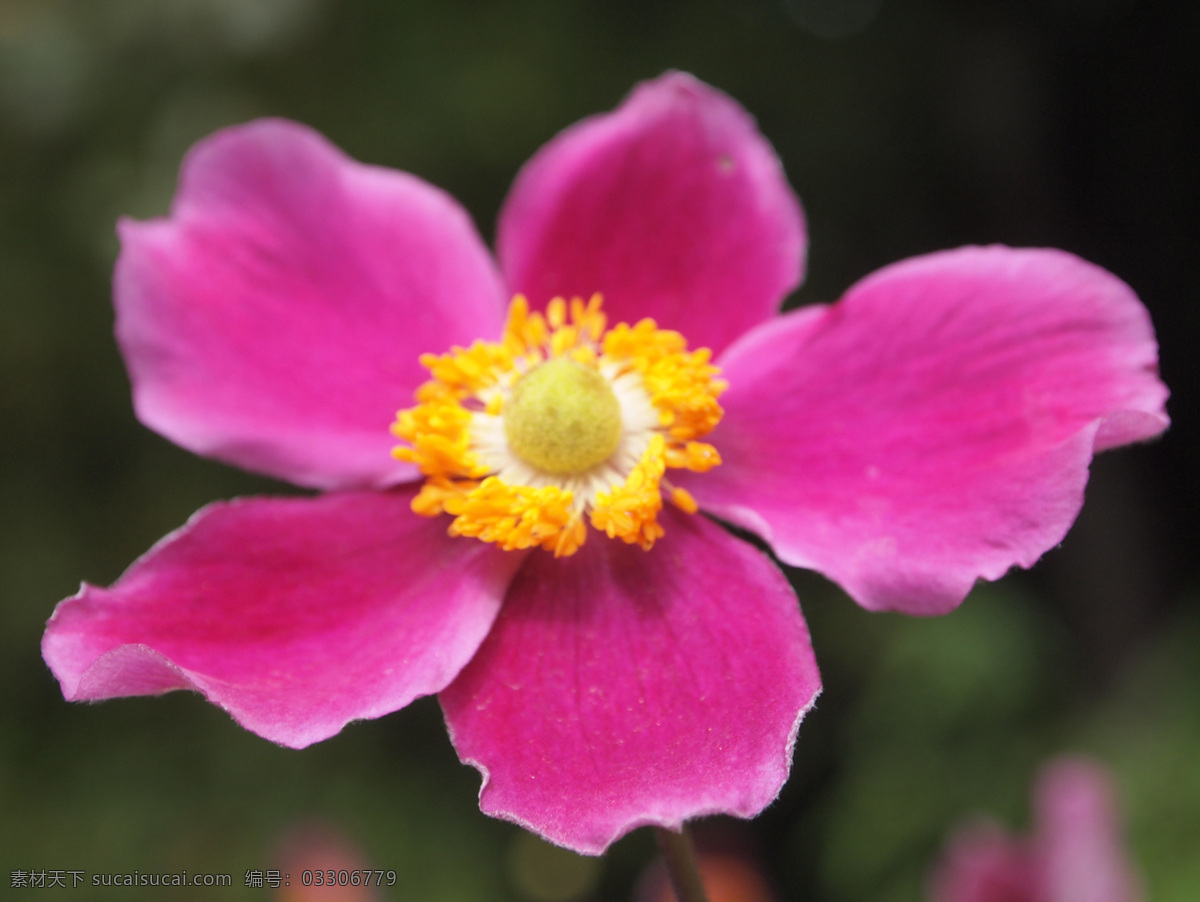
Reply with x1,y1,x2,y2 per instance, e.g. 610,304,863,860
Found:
2,1,1196,899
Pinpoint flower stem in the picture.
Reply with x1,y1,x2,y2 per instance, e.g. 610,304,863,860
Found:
654,824,710,902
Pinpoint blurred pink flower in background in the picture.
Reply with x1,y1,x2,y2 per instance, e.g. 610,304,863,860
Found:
272,824,379,902
636,843,777,902
929,758,1143,902
41,70,1166,854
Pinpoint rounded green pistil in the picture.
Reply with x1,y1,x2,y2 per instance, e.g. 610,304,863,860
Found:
504,358,623,475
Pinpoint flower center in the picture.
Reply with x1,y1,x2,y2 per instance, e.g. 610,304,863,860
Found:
391,294,725,557
504,358,623,475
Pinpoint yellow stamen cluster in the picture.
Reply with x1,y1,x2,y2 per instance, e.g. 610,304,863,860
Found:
443,478,586,557
392,295,725,556
602,320,726,443
590,434,669,549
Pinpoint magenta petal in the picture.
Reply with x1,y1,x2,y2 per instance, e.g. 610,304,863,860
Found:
42,489,523,748
691,246,1168,615
497,72,806,357
439,510,821,855
117,119,506,490
1035,759,1143,902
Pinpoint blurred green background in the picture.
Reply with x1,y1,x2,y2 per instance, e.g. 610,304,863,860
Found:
2,1,1196,899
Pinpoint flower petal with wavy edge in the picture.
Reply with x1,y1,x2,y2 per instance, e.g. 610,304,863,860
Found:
498,72,806,358
688,246,1168,615
116,119,506,491
43,488,524,749
440,507,820,854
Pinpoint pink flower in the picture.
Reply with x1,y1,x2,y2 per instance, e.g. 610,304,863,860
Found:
272,824,380,902
929,758,1144,902
42,73,1166,854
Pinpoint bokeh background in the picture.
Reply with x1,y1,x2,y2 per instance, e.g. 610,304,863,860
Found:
2,0,1197,899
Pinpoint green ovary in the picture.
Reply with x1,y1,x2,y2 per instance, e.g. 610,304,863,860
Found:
503,358,623,475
